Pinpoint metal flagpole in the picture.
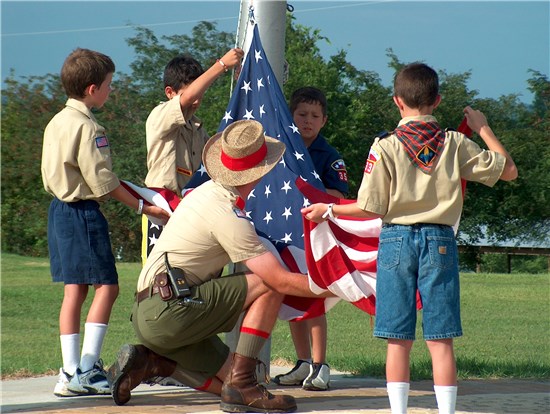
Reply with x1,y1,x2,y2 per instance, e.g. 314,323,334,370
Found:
236,0,287,87
225,0,288,377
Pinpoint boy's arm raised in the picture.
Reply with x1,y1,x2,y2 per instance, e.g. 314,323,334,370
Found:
178,48,244,110
463,106,518,181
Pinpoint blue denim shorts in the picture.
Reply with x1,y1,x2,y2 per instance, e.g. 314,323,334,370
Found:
48,198,118,285
373,223,462,341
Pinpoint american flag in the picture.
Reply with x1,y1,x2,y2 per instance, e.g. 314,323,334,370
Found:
220,23,338,320
186,23,351,320
219,24,326,248
128,22,472,320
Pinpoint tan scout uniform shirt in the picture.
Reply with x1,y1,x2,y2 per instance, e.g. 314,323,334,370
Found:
41,98,120,202
137,180,267,291
144,95,210,194
357,115,506,226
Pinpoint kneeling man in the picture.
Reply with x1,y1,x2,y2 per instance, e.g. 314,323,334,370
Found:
108,120,330,413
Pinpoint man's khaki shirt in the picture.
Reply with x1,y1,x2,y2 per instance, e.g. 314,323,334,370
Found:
357,115,506,226
41,99,120,202
137,180,267,292
144,96,209,194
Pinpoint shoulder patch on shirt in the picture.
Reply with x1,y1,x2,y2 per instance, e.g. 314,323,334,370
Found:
331,159,348,182
331,159,347,171
95,136,109,148
233,208,250,220
364,147,381,174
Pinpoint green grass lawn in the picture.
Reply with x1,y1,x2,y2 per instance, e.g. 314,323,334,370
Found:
2,253,549,380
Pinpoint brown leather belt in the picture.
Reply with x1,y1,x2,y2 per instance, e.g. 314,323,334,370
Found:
135,272,172,303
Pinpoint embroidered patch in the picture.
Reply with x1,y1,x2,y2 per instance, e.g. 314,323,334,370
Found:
331,159,346,171
177,167,192,176
233,208,249,219
95,136,109,148
416,144,437,167
331,159,348,181
338,171,348,182
364,148,381,174
439,246,447,255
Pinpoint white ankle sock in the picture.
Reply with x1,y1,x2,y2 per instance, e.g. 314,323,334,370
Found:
434,385,457,414
60,333,80,376
80,322,107,371
387,381,409,414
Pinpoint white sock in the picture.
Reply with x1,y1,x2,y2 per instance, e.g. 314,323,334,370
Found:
387,381,409,414
80,322,107,372
60,333,80,376
434,385,457,414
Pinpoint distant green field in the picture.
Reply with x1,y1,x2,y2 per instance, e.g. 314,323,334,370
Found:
2,253,549,380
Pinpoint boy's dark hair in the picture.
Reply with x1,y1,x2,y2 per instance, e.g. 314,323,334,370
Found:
61,48,115,99
394,63,439,108
289,86,327,116
163,55,204,91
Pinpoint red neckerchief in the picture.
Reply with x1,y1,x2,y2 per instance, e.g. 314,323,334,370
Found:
394,121,445,173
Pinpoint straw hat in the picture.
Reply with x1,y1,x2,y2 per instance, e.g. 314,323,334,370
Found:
202,120,285,186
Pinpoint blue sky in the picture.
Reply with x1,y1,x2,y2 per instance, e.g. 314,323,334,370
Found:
2,1,549,103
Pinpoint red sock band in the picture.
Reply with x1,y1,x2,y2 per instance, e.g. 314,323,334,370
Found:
195,377,213,391
240,326,270,339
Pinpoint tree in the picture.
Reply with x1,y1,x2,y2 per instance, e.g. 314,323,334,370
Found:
2,19,548,267
284,17,395,194
1,73,65,256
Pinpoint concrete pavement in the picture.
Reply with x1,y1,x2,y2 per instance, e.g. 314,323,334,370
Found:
1,365,549,413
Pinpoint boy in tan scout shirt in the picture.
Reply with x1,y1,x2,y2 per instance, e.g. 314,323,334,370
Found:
302,63,517,414
142,48,244,262
41,48,169,398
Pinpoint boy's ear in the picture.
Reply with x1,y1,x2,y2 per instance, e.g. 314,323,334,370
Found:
393,95,404,110
165,86,176,99
85,84,96,97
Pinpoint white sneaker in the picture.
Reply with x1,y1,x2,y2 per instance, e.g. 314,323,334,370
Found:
53,368,79,397
302,363,330,391
272,360,312,386
67,360,110,395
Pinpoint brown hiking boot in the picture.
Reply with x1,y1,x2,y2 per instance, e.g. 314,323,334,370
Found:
220,353,297,413
107,344,176,406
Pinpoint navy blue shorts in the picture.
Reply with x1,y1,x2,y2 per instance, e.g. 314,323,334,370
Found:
47,198,118,285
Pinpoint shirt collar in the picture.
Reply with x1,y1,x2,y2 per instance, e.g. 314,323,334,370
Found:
307,133,327,151
398,115,438,127
215,182,246,210
65,98,94,120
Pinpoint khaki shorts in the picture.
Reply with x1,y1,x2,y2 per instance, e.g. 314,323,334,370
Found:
131,273,247,383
